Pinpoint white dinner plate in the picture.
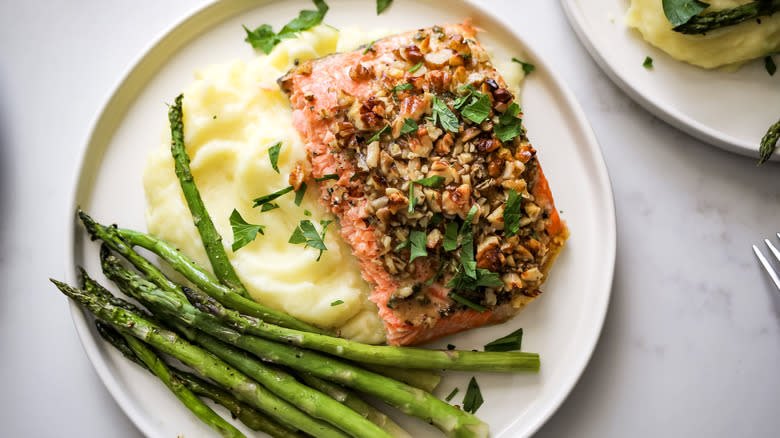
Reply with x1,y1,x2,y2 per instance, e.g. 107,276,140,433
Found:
66,1,616,437
562,0,780,161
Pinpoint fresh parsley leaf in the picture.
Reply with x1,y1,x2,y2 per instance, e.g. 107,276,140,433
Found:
445,387,459,402
304,209,312,216
662,0,710,27
424,261,445,286
503,189,523,237
376,0,392,14
229,209,265,252
766,56,777,76
408,61,423,73
461,93,491,124
450,292,486,312
408,181,417,214
294,182,307,206
454,84,477,109
267,142,282,173
432,96,460,133
289,219,331,261
511,57,535,75
484,328,523,352
408,230,428,263
244,0,329,54
495,102,523,142
330,299,344,306
261,202,279,212
462,377,484,414
367,125,390,143
414,175,445,188
458,205,479,279
363,40,375,54
446,268,503,291
643,56,654,69
394,239,410,251
288,226,307,245
443,222,460,251
315,174,339,182
253,186,294,207
400,118,419,135
389,82,414,99
430,213,443,227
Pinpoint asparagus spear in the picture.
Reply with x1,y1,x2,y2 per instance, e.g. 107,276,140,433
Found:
360,364,441,393
673,0,780,34
95,321,307,438
759,117,780,165
79,211,320,333
52,279,347,438
168,94,250,298
184,286,539,373
98,259,489,438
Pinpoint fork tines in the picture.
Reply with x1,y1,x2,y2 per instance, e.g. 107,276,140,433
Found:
753,233,780,291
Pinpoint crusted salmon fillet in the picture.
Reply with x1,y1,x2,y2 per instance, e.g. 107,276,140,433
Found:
280,22,568,346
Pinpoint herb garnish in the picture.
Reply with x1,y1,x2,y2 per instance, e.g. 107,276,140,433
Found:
253,186,294,207
443,222,460,251
376,0,393,14
367,125,390,143
495,102,523,142
229,209,265,251
330,299,344,306
446,268,503,293
408,230,428,263
765,56,777,76
461,92,491,124
408,175,446,213
261,202,280,212
363,40,376,54
400,118,419,135
462,377,484,414
289,219,332,261
445,387,460,402
243,0,329,54
430,213,443,227
511,57,535,75
643,56,654,69
661,0,709,27
484,328,523,352
432,96,460,133
458,205,479,279
267,142,282,173
294,182,307,206
424,261,445,286
408,61,423,73
450,292,486,312
314,174,339,182
503,189,523,237
389,82,414,99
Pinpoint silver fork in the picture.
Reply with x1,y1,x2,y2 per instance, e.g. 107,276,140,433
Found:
753,233,780,291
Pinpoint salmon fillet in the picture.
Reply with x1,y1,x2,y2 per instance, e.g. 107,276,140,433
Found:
280,22,568,346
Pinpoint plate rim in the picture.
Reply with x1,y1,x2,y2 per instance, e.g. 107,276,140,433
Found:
560,0,777,161
65,1,617,437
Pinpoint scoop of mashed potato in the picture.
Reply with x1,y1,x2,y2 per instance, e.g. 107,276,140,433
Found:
626,0,780,68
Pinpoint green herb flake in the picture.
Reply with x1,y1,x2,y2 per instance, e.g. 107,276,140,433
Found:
503,189,523,237
330,299,344,306
253,185,294,207
458,205,479,279
462,377,484,414
394,239,410,252
376,0,392,14
432,96,460,133
495,102,523,142
363,40,376,54
213,115,217,119
484,328,523,352
294,182,307,206
424,261,445,286
408,61,423,73
289,219,331,261
314,174,339,182
450,292,486,312
260,202,280,212
414,175,445,188
408,230,428,263
389,82,414,99
461,92,491,124
446,268,503,291
445,387,460,402
304,209,312,216
229,209,265,252
367,125,390,143
430,213,443,227
643,56,654,69
267,142,282,173
765,56,777,76
243,0,329,53
662,0,710,27
400,118,419,135
511,57,535,75
443,222,460,251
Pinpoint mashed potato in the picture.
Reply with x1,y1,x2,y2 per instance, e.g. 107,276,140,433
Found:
626,0,780,68
143,24,527,344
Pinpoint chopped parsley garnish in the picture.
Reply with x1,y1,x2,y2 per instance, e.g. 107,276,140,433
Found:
367,124,390,143
450,292,486,312
261,202,280,212
394,239,410,251
446,268,503,293
253,186,294,207
408,175,446,213
511,57,536,75
267,142,282,173
389,82,414,99
432,96,460,133
294,182,307,206
424,261,445,285
363,40,376,54
484,328,523,352
314,174,339,182
458,205,479,279
462,377,484,414
495,102,523,142
430,213,443,227
503,189,523,237
461,92,491,124
289,219,332,261
243,0,329,54
408,61,423,73
330,299,344,306
643,56,654,69
443,222,460,251
304,209,312,216
376,0,392,14
400,118,419,135
766,56,777,76
229,209,265,252
661,0,709,27
445,387,459,402
408,230,428,263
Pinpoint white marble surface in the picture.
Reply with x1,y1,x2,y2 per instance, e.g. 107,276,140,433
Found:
1,1,778,437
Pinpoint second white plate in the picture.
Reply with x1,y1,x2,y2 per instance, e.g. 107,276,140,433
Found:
562,0,780,161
